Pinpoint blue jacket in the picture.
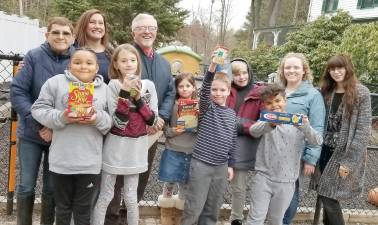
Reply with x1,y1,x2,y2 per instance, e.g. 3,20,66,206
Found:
10,42,75,145
286,80,326,165
134,44,175,121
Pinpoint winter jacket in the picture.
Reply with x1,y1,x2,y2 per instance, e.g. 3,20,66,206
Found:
313,84,371,200
102,79,158,175
286,80,326,166
134,44,175,121
226,84,265,170
10,42,75,145
31,71,112,174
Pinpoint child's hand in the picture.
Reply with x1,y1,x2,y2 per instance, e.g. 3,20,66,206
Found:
175,127,185,134
303,162,315,176
132,81,142,100
301,115,309,125
63,110,82,124
227,167,234,181
39,126,52,142
79,108,97,125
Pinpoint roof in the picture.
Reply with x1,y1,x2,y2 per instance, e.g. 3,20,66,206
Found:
156,46,202,61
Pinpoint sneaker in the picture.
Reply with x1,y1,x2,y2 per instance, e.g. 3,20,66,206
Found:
231,219,243,225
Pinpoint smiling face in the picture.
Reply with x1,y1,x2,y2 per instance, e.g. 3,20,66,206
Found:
264,93,286,113
211,80,230,106
86,13,106,41
69,50,99,83
132,18,158,49
177,78,196,99
114,49,138,78
329,67,346,84
283,57,304,86
232,62,249,87
45,24,74,54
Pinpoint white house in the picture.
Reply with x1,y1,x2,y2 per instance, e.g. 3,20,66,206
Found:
308,0,378,22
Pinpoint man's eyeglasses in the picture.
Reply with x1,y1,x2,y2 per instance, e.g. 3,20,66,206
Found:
134,26,157,32
48,30,72,38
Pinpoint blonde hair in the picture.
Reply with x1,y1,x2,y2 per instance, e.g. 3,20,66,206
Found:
277,52,313,86
231,60,248,75
108,44,142,80
214,72,231,90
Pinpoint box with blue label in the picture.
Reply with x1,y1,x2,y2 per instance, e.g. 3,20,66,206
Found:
260,111,303,125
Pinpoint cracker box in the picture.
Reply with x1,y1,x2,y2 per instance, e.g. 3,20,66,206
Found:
259,111,303,125
212,46,229,65
67,82,94,118
177,99,199,131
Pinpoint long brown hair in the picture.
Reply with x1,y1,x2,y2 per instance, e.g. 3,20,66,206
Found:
108,44,142,80
74,9,112,54
320,54,359,118
277,52,313,86
175,73,198,100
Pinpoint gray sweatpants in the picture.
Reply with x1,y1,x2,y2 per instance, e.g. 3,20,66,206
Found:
229,169,249,221
181,158,228,225
246,172,295,225
92,171,139,225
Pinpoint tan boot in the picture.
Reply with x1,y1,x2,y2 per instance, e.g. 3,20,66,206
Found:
158,195,176,225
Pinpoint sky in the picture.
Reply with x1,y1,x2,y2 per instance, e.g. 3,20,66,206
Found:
178,0,251,30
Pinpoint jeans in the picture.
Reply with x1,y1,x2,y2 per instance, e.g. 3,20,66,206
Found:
282,179,299,225
17,138,53,198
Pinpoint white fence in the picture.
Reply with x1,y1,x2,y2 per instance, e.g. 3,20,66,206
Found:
0,11,46,82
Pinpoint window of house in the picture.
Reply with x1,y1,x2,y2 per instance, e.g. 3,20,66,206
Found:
322,0,339,13
357,0,378,9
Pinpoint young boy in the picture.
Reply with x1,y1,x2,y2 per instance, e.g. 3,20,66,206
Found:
181,60,237,225
31,48,112,225
246,84,323,225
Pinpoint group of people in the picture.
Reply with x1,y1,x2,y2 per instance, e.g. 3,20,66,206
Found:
9,8,371,225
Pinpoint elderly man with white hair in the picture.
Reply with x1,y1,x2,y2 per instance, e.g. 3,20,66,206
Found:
104,13,175,225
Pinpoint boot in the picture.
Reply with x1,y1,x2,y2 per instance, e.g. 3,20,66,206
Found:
231,219,243,225
17,194,35,225
40,193,55,225
158,195,176,225
173,195,184,225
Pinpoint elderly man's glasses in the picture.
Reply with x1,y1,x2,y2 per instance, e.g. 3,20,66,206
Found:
134,26,157,32
49,30,72,37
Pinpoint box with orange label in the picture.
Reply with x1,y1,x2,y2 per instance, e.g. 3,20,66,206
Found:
177,99,199,131
67,82,94,118
259,111,303,125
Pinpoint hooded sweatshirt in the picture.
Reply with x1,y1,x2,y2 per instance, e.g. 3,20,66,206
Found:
10,42,75,145
31,71,112,174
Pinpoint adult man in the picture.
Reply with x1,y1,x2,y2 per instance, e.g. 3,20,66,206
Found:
105,13,175,225
10,17,75,225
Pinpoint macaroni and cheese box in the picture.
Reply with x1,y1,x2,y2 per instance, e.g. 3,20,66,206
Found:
177,99,199,131
259,111,303,125
212,46,229,65
67,82,94,118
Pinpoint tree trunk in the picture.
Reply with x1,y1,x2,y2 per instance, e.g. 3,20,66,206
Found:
293,0,299,24
268,0,281,27
255,0,261,28
219,0,225,45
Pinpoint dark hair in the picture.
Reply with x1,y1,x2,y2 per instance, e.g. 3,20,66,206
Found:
70,47,98,63
108,44,141,80
320,54,358,118
261,83,286,102
47,17,74,33
174,73,198,99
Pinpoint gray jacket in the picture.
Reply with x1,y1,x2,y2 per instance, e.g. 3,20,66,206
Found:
250,121,323,182
31,71,112,174
313,84,371,200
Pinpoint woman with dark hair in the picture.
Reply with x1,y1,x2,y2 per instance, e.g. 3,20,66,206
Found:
74,9,112,83
315,54,371,225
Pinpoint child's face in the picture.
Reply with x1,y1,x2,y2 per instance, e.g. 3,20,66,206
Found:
177,78,195,99
329,67,346,84
232,64,249,87
69,50,99,83
264,93,286,112
211,80,230,106
114,49,138,77
283,57,304,85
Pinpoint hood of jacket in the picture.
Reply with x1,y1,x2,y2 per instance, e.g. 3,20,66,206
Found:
230,58,254,85
64,70,104,87
289,80,317,98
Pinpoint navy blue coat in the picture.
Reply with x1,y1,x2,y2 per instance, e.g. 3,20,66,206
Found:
10,42,75,145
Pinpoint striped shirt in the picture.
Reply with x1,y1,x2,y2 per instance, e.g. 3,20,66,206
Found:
192,71,237,166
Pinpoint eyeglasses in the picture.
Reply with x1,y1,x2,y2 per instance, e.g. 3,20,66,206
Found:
134,26,157,32
48,30,72,38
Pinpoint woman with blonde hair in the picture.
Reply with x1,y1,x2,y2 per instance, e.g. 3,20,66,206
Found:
278,53,326,225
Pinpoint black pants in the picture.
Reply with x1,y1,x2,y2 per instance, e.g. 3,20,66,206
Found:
319,195,345,225
104,142,158,225
51,172,100,225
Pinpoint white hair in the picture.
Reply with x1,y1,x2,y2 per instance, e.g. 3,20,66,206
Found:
131,13,157,31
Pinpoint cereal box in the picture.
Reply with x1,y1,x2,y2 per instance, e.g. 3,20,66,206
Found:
177,99,199,131
67,82,94,118
259,111,303,125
